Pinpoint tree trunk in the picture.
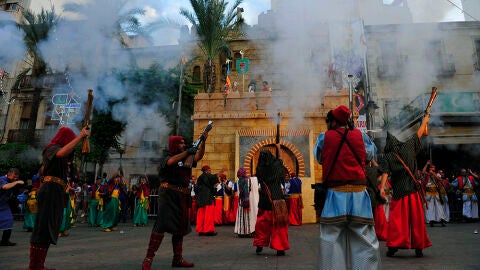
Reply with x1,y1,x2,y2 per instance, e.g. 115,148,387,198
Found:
204,59,217,95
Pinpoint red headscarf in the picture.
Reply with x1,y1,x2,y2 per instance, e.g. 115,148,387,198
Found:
168,136,184,154
45,126,77,150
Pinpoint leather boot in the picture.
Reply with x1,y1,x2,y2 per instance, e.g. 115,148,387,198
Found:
28,243,55,270
141,232,164,270
171,234,194,267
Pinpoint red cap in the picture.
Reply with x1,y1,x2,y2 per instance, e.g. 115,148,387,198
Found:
290,172,296,177
201,165,211,172
219,174,226,180
331,105,351,124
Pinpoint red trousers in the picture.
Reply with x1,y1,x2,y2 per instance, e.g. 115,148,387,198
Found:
196,204,215,233
387,192,432,249
225,196,238,224
189,197,197,224
214,197,224,225
373,204,388,241
253,209,290,251
287,196,303,226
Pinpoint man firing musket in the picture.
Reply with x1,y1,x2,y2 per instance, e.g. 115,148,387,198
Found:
379,86,438,258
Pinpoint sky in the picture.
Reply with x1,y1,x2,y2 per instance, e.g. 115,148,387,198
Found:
31,0,271,26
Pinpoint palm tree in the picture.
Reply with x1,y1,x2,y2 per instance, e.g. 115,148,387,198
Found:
180,0,245,94
16,7,58,145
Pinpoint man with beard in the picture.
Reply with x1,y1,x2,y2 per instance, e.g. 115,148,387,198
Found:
29,126,90,270
379,114,432,258
141,135,206,269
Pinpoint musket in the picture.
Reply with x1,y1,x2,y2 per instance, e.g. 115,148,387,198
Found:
275,112,280,158
424,87,438,136
80,89,93,182
184,121,213,168
82,89,94,154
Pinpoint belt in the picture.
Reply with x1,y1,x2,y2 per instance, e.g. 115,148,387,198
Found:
160,182,190,195
289,193,302,198
43,176,66,189
329,184,366,192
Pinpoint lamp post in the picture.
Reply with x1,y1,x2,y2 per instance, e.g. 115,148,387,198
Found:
347,74,354,115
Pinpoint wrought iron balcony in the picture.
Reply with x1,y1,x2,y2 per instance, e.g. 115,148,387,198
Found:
7,129,57,147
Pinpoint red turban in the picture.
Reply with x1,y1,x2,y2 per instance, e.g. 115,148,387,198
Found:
290,172,296,177
45,126,77,150
168,136,184,154
219,173,226,180
331,105,351,124
201,165,211,172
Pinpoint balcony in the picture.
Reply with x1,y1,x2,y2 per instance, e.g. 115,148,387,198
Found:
16,74,68,90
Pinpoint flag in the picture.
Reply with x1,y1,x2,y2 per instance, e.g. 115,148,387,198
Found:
225,64,232,89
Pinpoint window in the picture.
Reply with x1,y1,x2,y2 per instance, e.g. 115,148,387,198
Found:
142,128,159,152
233,51,242,71
474,38,480,71
193,66,201,82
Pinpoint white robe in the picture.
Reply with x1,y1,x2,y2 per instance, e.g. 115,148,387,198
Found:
234,177,259,235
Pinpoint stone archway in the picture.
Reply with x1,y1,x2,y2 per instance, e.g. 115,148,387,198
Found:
243,138,305,177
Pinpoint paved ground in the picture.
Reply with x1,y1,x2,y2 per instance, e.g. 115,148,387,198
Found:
1,219,480,270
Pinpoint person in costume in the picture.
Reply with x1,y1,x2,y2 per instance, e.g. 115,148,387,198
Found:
188,175,198,225
253,150,290,256
133,175,150,227
29,126,89,270
234,168,259,238
451,168,479,222
58,184,75,237
421,162,447,227
367,159,388,241
0,168,23,246
88,177,104,227
224,175,238,225
214,173,226,225
141,135,206,269
102,173,121,232
287,172,303,226
195,165,221,236
24,186,38,232
313,105,380,269
378,113,432,258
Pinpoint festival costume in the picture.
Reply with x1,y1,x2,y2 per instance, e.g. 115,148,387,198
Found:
314,121,380,270
287,175,303,226
366,163,388,241
29,127,77,270
23,189,38,231
379,133,432,257
234,173,259,237
142,136,195,269
422,172,447,226
452,175,479,219
195,170,218,235
225,180,238,224
0,175,16,246
214,183,225,225
253,151,290,254
102,181,120,232
88,183,103,226
133,183,149,226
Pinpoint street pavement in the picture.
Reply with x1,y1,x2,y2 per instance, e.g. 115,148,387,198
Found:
1,219,480,270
